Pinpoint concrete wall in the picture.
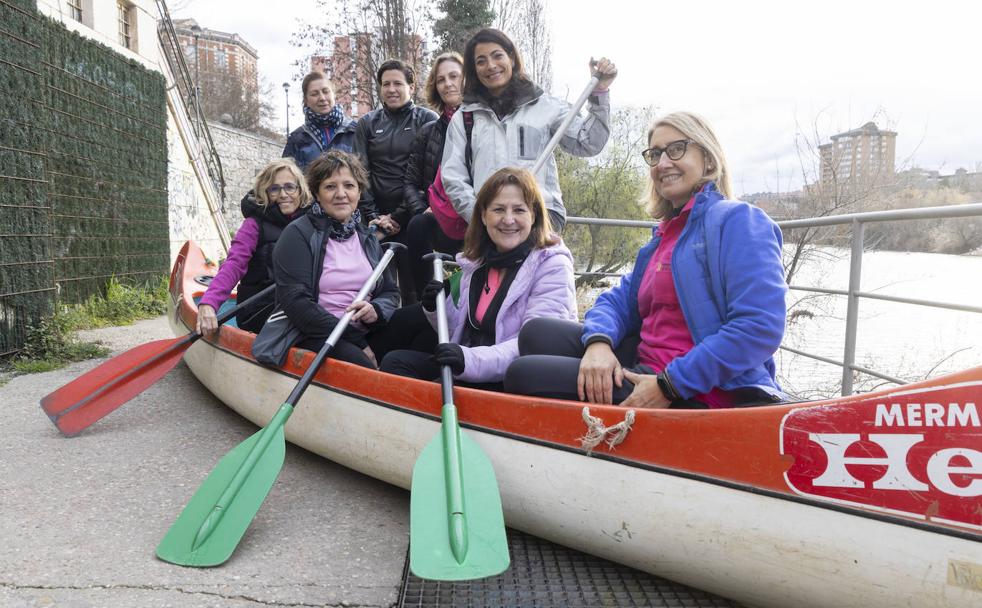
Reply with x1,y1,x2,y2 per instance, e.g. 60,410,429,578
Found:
206,121,285,231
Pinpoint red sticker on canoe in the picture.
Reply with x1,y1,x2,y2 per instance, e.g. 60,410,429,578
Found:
780,383,982,532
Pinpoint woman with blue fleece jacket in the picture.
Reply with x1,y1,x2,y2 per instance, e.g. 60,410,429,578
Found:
506,111,788,409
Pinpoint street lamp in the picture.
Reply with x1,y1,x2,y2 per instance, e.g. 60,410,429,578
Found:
282,82,290,137
190,23,202,106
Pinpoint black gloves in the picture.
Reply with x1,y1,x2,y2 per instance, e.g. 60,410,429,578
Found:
433,343,465,375
421,279,446,312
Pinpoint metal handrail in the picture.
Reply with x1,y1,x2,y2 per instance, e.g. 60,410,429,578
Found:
567,201,982,395
154,0,226,203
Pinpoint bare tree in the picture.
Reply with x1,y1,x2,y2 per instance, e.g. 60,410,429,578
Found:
491,0,552,90
559,106,656,293
290,0,434,109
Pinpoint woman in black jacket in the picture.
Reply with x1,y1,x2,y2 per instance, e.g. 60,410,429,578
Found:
403,51,466,297
267,151,400,368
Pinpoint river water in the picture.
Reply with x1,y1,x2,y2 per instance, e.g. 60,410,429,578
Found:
579,247,982,400
777,247,982,399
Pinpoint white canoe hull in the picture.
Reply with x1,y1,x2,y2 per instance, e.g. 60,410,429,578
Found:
176,328,982,608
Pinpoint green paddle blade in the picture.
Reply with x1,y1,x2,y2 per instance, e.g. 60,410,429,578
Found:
156,404,291,567
409,420,509,581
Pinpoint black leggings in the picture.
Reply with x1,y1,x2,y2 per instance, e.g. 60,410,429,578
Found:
504,317,707,408
406,213,463,299
380,349,504,392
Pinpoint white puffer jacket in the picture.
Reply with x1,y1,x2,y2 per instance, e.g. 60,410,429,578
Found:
440,88,610,225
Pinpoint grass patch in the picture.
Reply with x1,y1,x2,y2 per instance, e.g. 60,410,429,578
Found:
2,275,168,377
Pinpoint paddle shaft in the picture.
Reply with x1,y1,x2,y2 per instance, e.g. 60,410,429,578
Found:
530,75,601,175
430,255,468,563
190,245,401,550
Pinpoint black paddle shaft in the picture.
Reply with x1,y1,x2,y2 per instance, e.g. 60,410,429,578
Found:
285,242,406,406
192,284,276,338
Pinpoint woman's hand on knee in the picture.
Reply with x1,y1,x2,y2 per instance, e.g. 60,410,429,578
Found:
620,370,670,409
577,342,622,403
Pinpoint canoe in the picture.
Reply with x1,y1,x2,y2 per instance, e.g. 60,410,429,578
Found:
168,241,981,608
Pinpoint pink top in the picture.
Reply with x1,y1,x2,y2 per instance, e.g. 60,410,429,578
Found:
636,197,734,409
474,267,504,324
318,237,373,325
199,217,261,310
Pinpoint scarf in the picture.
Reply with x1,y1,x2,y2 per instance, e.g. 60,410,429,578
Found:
483,234,535,268
304,104,345,147
465,78,542,120
310,202,361,242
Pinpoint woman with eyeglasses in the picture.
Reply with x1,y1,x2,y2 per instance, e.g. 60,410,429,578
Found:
441,28,617,234
505,111,788,409
197,158,312,336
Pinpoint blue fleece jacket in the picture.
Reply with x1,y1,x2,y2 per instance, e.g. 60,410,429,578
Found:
582,183,787,400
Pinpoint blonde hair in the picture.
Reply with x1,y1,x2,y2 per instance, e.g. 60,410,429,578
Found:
462,167,557,261
254,158,312,209
643,111,732,220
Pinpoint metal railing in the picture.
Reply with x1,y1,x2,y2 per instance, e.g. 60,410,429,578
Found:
567,202,982,396
154,0,226,203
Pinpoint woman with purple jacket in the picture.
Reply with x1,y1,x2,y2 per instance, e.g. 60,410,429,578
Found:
379,167,576,390
196,158,312,336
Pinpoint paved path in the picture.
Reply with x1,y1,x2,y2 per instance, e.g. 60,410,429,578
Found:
0,317,408,608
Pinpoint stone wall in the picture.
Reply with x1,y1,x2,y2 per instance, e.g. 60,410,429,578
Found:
207,121,285,231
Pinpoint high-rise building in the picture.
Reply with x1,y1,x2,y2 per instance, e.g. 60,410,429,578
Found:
818,122,897,191
173,18,258,102
311,33,376,118
310,31,427,118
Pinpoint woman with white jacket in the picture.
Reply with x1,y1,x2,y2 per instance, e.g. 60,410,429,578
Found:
440,28,617,232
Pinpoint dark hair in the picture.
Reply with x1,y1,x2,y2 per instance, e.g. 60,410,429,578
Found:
305,150,369,200
462,167,556,260
376,58,416,86
462,28,528,99
424,52,465,113
301,71,333,98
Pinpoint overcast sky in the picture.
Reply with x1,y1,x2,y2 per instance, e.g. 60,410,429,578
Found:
175,0,981,197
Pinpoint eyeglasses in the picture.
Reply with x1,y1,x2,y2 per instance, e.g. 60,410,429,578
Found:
266,183,299,197
641,139,694,166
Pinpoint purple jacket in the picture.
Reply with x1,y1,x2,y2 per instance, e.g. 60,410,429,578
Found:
427,242,577,383
199,217,261,310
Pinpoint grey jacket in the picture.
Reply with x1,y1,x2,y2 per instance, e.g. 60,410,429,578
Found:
440,89,611,224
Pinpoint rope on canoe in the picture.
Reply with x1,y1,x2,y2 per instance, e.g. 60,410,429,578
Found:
579,407,635,453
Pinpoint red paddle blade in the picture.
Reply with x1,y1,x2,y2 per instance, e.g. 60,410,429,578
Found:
40,336,196,436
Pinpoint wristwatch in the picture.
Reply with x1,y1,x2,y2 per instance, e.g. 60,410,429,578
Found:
656,372,680,402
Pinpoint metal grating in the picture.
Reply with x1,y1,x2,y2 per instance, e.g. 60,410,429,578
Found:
398,528,742,608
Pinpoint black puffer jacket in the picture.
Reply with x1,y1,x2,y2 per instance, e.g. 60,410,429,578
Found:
271,211,399,344
235,196,295,332
353,101,438,222
400,112,451,225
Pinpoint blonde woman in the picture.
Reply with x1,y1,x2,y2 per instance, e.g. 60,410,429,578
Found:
507,112,788,409
197,158,312,336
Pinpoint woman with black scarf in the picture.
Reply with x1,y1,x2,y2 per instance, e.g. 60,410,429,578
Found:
379,167,576,391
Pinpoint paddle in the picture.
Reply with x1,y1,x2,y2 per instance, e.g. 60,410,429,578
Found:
156,241,403,567
41,284,276,437
408,253,510,581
